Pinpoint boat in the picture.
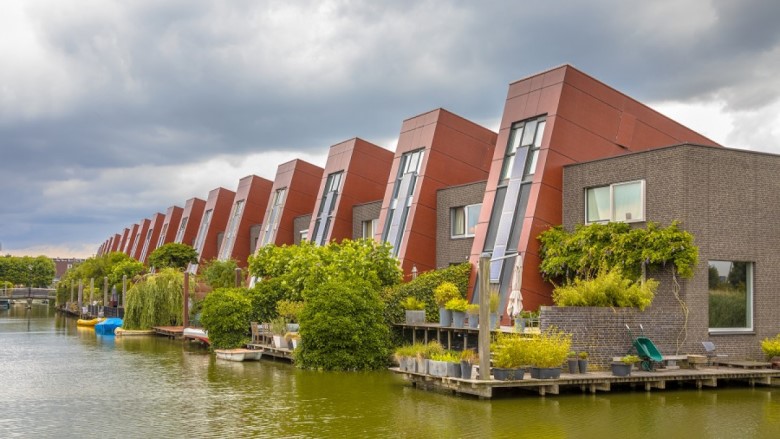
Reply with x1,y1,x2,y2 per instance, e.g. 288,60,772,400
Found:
95,318,123,335
0,298,9,310
182,327,210,345
215,348,262,362
77,317,106,327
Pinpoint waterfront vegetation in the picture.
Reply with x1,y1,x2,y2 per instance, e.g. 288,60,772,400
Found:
123,268,187,330
201,258,242,289
0,255,56,288
761,334,780,360
147,243,199,270
56,251,144,305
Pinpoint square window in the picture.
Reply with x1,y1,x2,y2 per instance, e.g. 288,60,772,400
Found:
708,260,753,331
585,180,644,224
451,204,481,238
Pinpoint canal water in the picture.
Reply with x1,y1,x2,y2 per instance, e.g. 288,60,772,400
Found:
2,304,780,438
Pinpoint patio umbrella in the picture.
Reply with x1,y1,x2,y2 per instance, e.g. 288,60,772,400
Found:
506,254,524,318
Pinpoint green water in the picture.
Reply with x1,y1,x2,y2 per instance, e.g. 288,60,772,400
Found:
2,305,780,438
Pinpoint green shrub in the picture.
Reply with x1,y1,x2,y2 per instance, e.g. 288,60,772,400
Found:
296,278,390,371
525,327,572,368
200,287,252,349
445,297,469,312
430,351,460,363
400,296,426,310
123,268,186,329
245,277,297,323
148,243,198,270
761,334,780,360
489,290,500,313
552,268,658,310
466,304,479,315
201,258,241,289
434,281,461,308
277,299,305,322
491,333,532,368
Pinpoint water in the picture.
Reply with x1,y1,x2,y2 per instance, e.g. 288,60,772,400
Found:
2,305,780,438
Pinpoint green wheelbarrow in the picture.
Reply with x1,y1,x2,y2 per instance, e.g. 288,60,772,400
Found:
626,324,663,371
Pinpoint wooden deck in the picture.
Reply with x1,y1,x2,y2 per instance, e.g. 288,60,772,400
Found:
152,326,184,338
245,343,294,362
392,365,780,399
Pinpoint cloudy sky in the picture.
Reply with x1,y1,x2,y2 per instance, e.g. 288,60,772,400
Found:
2,0,779,258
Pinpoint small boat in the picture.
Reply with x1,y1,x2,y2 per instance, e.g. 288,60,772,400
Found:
0,298,10,310
183,327,210,345
77,317,106,327
95,318,123,335
215,348,262,362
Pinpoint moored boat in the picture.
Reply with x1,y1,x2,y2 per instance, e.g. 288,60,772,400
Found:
215,348,262,362
95,317,123,335
77,317,106,327
183,327,210,345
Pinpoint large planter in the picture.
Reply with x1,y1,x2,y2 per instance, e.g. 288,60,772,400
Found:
578,359,588,373
451,311,466,328
446,362,462,378
467,314,479,329
611,362,632,377
530,367,562,379
492,367,525,381
405,310,426,325
428,359,448,377
439,308,452,327
489,313,499,330
286,323,300,332
567,359,578,374
398,357,417,373
416,357,428,375
460,361,473,379
272,335,286,349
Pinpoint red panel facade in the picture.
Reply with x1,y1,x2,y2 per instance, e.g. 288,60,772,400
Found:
308,138,393,245
118,228,130,254
376,108,497,276
122,224,139,256
175,198,206,247
157,205,183,249
130,219,151,261
218,175,273,267
468,64,722,318
190,187,236,271
138,213,165,264
258,160,323,247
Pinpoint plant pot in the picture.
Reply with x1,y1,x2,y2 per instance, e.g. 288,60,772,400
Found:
451,311,466,328
272,335,286,349
460,361,473,379
489,313,499,330
578,359,588,373
446,362,462,378
531,367,561,379
290,339,299,349
416,357,428,375
567,359,579,374
492,367,525,381
405,310,426,325
286,323,300,332
428,359,448,377
467,314,479,329
439,308,452,327
400,357,416,373
611,362,632,377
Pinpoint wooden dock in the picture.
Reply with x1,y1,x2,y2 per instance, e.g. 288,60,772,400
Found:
245,343,294,362
152,326,184,338
392,366,780,399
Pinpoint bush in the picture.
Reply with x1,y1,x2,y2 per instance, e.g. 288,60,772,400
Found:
201,258,241,289
434,281,461,308
277,299,305,322
526,327,572,368
245,277,297,323
123,269,186,329
400,296,426,310
552,269,658,310
296,278,390,371
148,243,199,270
445,297,469,312
761,334,780,360
491,333,532,368
201,288,252,349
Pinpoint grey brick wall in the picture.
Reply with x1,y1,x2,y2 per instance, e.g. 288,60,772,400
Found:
352,200,382,239
293,214,311,245
558,144,780,362
436,181,487,268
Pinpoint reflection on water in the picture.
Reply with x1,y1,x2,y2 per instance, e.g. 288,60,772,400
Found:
1,306,779,438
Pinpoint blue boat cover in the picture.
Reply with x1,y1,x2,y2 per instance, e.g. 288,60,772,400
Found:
95,318,123,335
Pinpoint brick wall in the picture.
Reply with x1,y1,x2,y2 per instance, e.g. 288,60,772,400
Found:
293,214,311,245
436,181,487,268
352,201,382,239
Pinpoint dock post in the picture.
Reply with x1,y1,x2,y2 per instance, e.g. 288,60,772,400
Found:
183,272,190,328
103,277,108,308
121,275,127,307
235,267,242,288
69,281,74,306
77,279,83,315
478,253,491,380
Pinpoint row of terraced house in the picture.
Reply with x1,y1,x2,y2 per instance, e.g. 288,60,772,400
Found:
95,65,780,362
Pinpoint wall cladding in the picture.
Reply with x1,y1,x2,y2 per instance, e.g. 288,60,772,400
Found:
293,214,312,245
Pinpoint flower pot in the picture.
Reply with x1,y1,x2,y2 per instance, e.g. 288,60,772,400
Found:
452,311,466,328
286,323,300,332
439,308,452,327
611,362,632,377
492,367,525,381
567,359,579,374
405,310,426,325
489,313,499,330
428,359,448,377
467,314,479,329
460,361,473,379
272,335,286,349
446,362,462,378
578,359,588,373
531,367,561,379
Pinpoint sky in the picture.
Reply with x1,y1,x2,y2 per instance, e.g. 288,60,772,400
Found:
2,0,780,259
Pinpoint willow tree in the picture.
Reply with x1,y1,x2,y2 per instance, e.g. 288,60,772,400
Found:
123,268,188,330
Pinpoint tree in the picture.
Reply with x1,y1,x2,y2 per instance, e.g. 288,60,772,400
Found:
201,258,241,289
148,243,198,270
123,268,186,329
200,287,252,349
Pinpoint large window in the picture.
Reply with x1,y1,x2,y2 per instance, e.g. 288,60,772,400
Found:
382,149,424,256
500,117,546,184
586,180,645,223
219,200,244,260
312,171,343,246
451,204,481,238
260,188,286,247
174,217,189,243
708,260,753,331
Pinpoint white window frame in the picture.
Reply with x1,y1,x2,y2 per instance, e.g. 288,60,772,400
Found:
708,261,754,333
451,204,481,239
585,179,645,224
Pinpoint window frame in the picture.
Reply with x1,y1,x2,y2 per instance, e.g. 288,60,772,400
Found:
450,204,481,239
708,260,754,333
585,179,646,224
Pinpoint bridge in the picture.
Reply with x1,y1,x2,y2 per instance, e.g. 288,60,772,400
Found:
2,287,57,300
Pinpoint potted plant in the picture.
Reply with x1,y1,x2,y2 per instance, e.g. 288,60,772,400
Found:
446,298,469,328
429,351,461,378
489,290,500,330
527,327,572,379
434,282,460,327
394,344,422,372
761,334,780,368
284,331,300,349
578,351,589,373
270,317,288,349
277,300,304,332
416,341,443,375
490,332,530,380
612,355,640,376
401,296,426,324
466,304,480,329
460,349,477,379
567,351,578,374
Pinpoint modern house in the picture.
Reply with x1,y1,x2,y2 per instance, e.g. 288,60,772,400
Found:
466,65,721,321
217,175,273,267
122,224,139,256
157,205,184,250
174,197,206,248
375,108,497,277
138,213,165,264
188,187,236,273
